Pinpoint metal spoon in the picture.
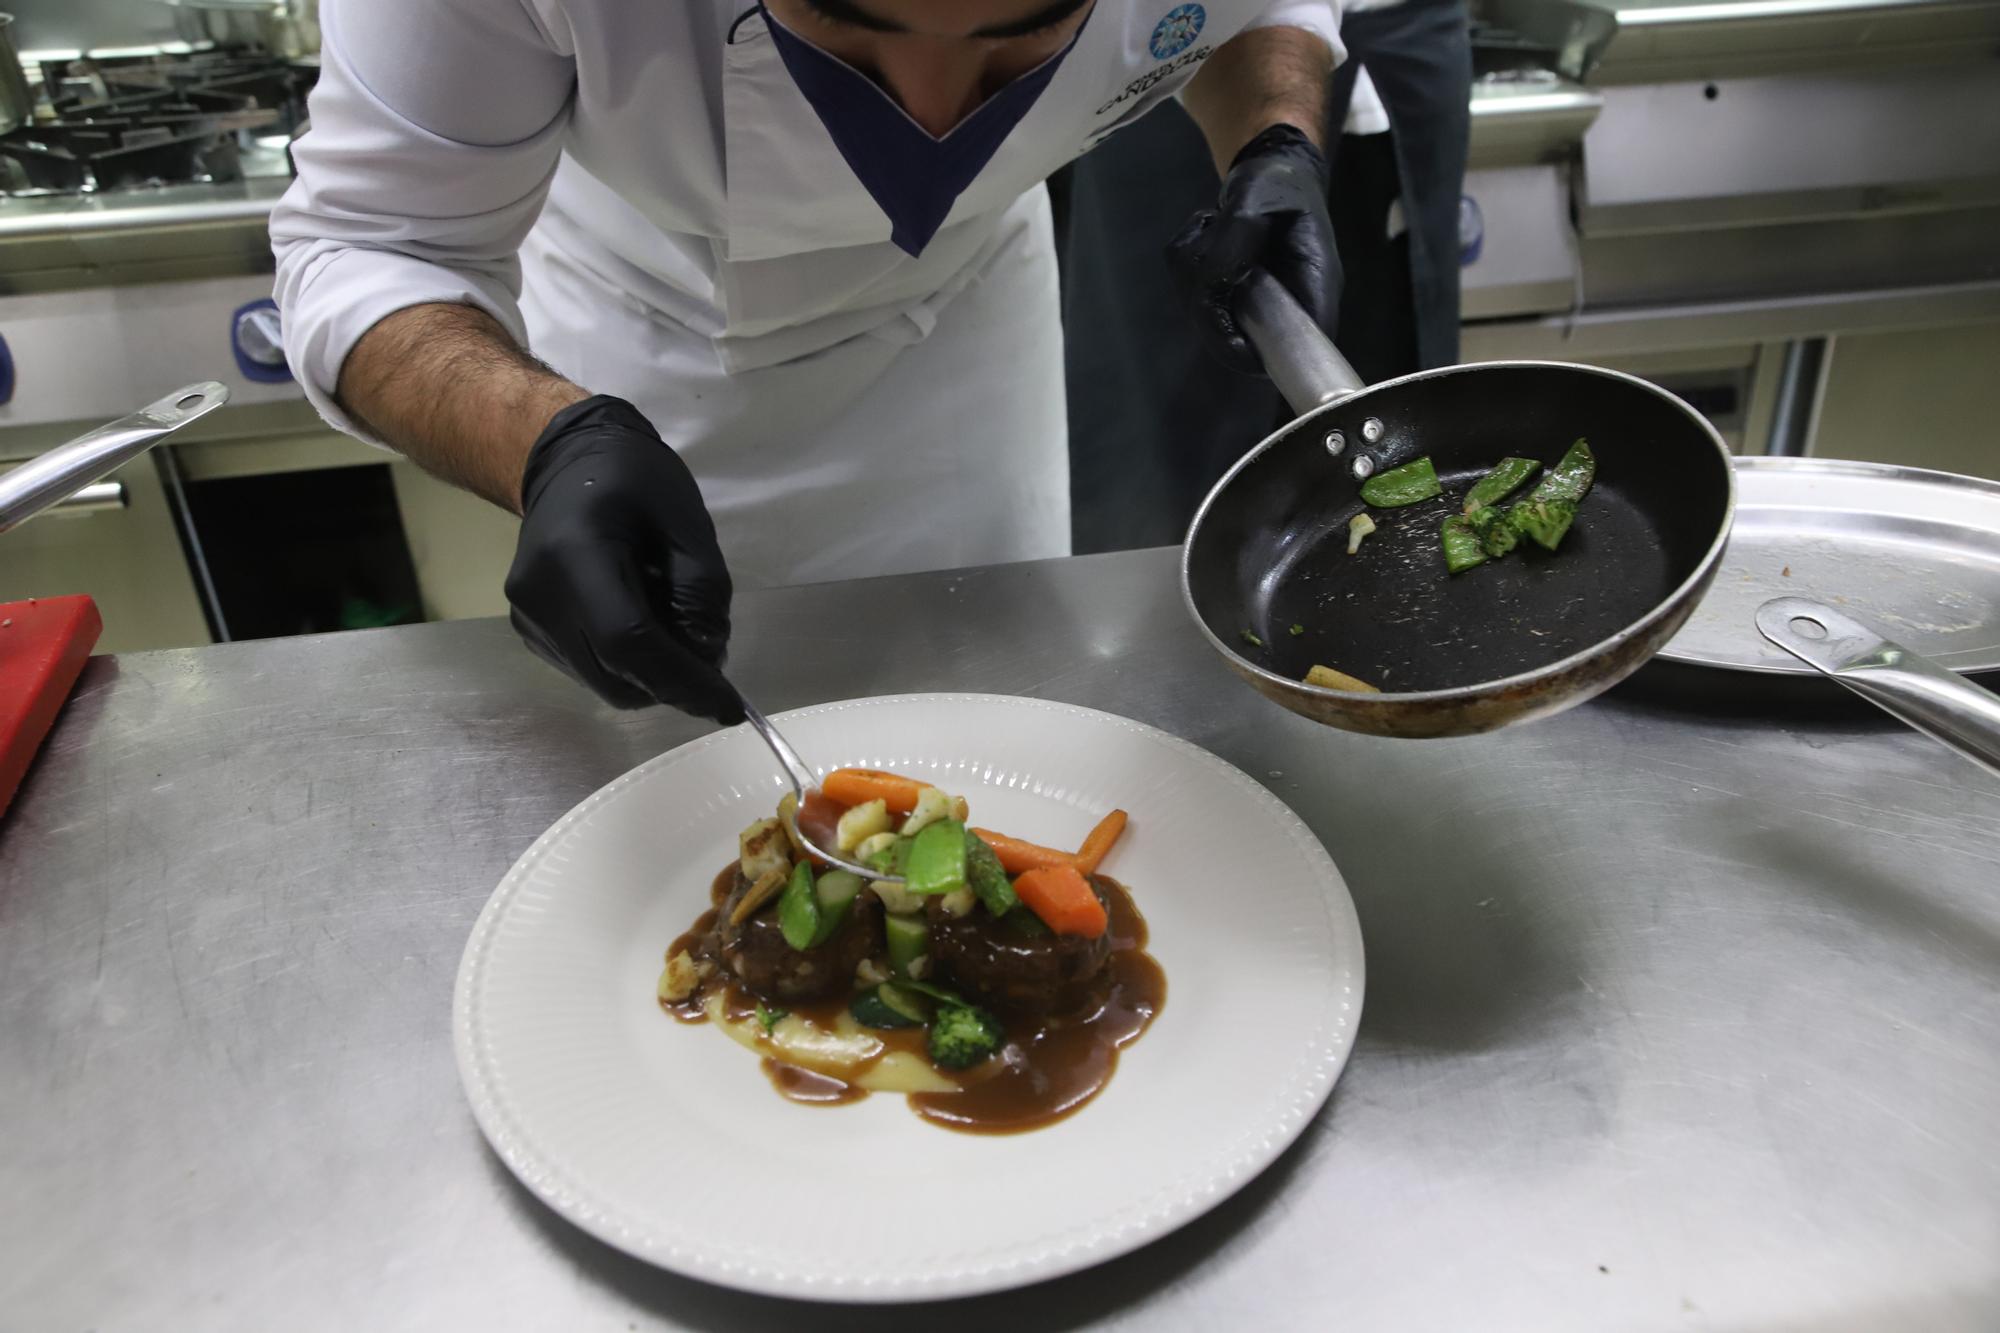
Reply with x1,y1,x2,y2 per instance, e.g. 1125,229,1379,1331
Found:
737,693,906,883
1756,596,2000,780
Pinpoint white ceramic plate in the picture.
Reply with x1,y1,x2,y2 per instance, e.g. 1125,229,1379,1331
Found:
454,694,1364,1302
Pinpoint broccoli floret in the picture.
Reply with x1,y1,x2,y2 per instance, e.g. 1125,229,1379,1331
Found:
927,1002,1004,1070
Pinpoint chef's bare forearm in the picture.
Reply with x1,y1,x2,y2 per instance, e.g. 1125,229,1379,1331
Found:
1181,25,1333,174
335,302,590,514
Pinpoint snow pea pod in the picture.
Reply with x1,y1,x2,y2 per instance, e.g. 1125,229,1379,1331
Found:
903,819,969,897
1502,439,1596,551
1441,515,1488,574
1360,457,1441,508
1470,503,1518,557
1464,456,1540,513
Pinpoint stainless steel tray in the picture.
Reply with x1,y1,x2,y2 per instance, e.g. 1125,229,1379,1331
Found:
1659,457,2000,677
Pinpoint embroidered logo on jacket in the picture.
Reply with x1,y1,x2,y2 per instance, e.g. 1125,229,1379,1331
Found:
1148,3,1206,59
1094,45,1211,118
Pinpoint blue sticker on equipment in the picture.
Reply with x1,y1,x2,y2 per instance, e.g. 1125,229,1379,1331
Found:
231,298,294,384
1459,195,1484,267
0,331,12,405
1150,4,1205,59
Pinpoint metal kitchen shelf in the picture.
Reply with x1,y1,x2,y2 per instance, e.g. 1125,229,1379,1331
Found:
0,79,1605,293
1590,0,2000,80
0,158,290,294
1466,78,1605,169
1461,277,2000,361
2,0,1993,296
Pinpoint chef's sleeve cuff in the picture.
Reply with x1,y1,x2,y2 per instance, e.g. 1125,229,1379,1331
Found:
273,242,527,448
1242,1,1345,67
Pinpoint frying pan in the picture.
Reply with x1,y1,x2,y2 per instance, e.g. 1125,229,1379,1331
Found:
1181,275,1734,738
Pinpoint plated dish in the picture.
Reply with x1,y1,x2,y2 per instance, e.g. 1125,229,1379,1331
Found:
657,770,1160,1132
455,694,1363,1299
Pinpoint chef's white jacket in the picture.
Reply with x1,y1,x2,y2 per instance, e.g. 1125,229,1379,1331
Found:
271,0,1341,585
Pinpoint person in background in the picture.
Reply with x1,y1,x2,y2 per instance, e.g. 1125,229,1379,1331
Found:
1060,0,1472,553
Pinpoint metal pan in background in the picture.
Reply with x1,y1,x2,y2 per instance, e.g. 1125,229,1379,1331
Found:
1180,274,1735,739
1660,457,2000,679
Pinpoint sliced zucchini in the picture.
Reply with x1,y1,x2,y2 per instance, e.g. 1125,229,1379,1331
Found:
849,981,932,1030
809,870,864,947
878,981,932,1026
847,992,911,1029
884,914,929,978
897,979,970,1007
778,862,819,951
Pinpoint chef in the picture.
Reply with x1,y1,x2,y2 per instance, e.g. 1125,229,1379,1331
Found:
270,0,1344,723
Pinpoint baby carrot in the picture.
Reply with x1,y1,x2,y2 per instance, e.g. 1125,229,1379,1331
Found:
1013,864,1108,938
1074,809,1128,875
821,768,927,816
970,828,1079,875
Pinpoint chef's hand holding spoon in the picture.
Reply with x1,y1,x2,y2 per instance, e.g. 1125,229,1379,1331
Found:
505,395,744,724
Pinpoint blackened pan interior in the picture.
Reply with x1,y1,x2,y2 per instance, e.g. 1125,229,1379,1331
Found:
1186,363,1733,695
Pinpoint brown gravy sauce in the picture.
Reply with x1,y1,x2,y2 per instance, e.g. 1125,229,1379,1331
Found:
761,1060,869,1105
660,864,1166,1134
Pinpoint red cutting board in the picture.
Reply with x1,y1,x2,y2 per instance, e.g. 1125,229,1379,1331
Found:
0,595,102,819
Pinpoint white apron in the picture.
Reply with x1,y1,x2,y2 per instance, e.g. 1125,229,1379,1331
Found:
518,1,1312,588
519,189,1066,590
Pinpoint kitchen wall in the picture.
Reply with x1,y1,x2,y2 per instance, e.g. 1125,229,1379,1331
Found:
1811,324,2000,479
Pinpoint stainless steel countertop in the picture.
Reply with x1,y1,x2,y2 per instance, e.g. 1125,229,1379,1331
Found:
4,545,1997,1330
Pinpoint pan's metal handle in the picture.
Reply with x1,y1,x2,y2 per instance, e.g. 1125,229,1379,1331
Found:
1756,596,2000,780
1236,271,1369,418
0,381,229,535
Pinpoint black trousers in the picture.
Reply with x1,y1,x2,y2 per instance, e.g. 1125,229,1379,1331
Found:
1057,0,1472,555
1331,0,1474,375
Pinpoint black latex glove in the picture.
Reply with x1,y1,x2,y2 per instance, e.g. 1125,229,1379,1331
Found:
1166,123,1342,374
505,395,744,724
